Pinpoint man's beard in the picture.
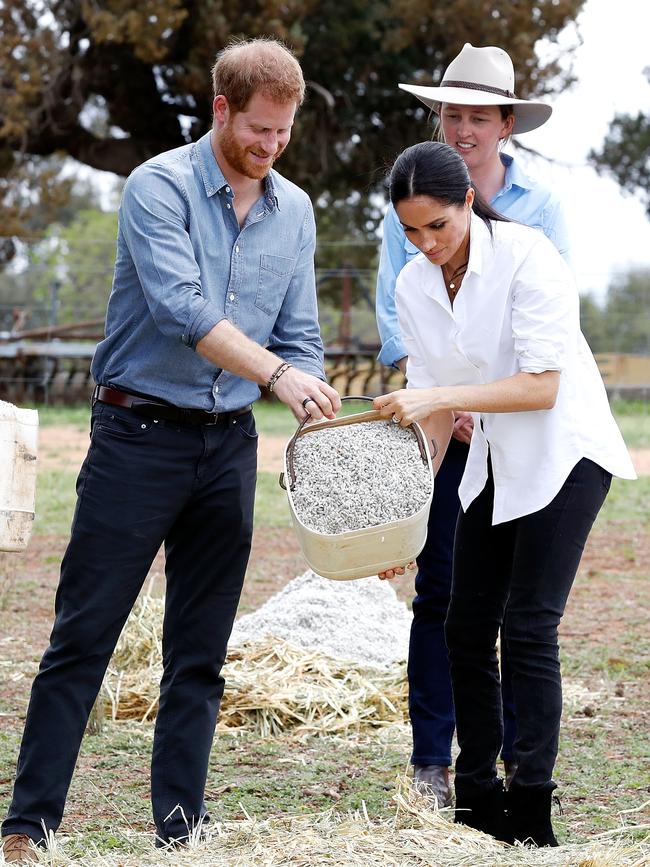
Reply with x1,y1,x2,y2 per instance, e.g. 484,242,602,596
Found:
217,125,284,180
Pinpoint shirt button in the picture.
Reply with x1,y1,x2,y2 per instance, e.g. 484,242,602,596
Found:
229,293,235,301
226,186,231,193
226,203,231,209
214,385,219,394
235,245,240,253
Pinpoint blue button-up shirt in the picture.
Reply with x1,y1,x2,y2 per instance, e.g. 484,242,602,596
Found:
375,153,571,368
92,131,325,411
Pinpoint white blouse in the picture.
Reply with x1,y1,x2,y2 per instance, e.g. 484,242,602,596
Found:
396,213,636,525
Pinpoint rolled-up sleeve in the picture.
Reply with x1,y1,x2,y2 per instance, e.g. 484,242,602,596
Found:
376,205,409,368
119,163,225,348
266,199,325,379
512,237,578,373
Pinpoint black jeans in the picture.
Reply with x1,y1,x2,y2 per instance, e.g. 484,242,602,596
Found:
445,457,611,797
408,439,517,767
2,402,257,844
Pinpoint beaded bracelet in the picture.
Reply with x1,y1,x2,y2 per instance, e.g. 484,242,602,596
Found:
267,361,293,393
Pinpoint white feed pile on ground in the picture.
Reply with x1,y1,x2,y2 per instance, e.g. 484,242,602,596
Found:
100,572,412,732
290,420,431,534
229,569,412,669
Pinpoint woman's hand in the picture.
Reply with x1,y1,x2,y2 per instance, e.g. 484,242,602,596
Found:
378,562,416,581
374,388,449,426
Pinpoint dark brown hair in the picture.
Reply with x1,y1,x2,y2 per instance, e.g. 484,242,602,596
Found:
390,141,510,231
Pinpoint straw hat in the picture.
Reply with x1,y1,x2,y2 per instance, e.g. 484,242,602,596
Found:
399,43,552,134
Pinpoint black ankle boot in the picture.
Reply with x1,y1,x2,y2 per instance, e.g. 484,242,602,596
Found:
454,780,513,843
505,784,559,847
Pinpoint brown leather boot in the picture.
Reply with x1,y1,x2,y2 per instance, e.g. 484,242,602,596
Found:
412,764,454,807
1,833,39,863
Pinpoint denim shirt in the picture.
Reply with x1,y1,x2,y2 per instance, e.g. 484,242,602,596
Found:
92,131,325,411
375,153,571,368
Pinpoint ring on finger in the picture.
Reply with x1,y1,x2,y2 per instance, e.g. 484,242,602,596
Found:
391,415,401,424
301,396,315,410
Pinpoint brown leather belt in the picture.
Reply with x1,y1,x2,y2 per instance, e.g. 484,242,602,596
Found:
93,385,252,426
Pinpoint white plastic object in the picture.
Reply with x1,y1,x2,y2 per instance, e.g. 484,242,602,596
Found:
281,409,434,581
0,400,39,552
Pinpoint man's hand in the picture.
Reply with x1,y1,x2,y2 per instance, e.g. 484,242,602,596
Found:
196,321,341,421
273,367,341,421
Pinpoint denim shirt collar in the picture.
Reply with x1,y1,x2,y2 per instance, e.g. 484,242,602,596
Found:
196,131,280,211
497,153,535,196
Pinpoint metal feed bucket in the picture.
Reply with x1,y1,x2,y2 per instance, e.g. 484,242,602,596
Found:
279,396,434,581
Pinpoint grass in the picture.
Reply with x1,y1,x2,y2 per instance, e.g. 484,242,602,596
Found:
254,471,292,527
32,468,290,536
1,398,647,861
31,399,355,535
35,404,89,428
610,399,650,448
34,395,649,438
32,399,648,537
33,395,373,436
597,476,650,528
34,469,78,535
264,396,650,446
0,722,409,835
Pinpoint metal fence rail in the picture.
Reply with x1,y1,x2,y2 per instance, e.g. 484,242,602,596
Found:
0,342,408,404
1,339,648,405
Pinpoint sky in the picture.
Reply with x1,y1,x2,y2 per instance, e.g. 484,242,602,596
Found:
512,0,650,300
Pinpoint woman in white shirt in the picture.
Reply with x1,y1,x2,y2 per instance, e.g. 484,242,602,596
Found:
374,140,636,847
377,44,570,807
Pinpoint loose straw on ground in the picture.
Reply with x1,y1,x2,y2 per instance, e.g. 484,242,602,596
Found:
101,592,409,734
11,786,649,866
81,590,650,867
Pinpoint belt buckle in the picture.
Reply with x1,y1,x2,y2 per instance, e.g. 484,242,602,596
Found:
184,408,219,426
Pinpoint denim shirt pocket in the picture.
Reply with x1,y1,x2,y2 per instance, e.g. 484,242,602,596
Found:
255,254,296,315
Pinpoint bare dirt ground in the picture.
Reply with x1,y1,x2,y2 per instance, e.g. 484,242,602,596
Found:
35,425,650,476
1,425,649,851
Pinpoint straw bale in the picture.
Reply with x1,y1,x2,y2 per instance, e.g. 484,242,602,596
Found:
100,585,616,734
14,786,649,866
218,641,408,736
100,591,409,733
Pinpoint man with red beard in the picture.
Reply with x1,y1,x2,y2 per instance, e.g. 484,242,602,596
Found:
1,38,339,863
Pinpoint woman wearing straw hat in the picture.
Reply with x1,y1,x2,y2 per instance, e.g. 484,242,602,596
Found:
373,140,635,845
375,43,570,810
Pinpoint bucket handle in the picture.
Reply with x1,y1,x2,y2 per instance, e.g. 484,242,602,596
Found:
279,395,432,491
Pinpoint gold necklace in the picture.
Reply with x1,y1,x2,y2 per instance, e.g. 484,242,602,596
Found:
443,260,468,295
